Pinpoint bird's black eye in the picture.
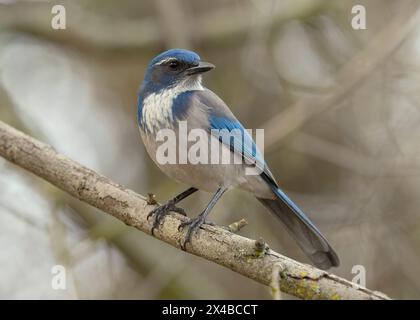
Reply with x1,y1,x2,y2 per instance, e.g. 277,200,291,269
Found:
168,60,180,70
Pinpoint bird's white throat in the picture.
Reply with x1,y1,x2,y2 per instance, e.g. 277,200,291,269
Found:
142,76,204,133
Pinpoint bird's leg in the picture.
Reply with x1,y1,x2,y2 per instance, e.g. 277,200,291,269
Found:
148,187,198,235
178,187,227,249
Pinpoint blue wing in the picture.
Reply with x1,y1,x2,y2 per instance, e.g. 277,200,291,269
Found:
173,89,276,183
209,115,266,170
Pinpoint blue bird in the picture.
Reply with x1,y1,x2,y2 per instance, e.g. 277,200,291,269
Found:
137,48,339,269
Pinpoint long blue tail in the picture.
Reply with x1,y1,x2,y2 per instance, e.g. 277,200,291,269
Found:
258,183,339,270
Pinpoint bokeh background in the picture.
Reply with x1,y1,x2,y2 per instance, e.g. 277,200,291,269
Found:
1,0,420,299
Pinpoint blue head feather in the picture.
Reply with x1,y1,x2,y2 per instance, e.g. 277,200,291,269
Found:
138,49,203,128
141,49,201,93
149,49,200,67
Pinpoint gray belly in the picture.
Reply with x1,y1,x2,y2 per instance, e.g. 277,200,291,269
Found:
140,129,274,199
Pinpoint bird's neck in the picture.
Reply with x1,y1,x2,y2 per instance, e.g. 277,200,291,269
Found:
138,76,204,134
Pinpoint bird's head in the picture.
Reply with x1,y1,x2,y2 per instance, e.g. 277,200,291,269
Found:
141,49,215,93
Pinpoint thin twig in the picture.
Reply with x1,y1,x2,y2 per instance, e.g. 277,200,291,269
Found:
270,262,285,300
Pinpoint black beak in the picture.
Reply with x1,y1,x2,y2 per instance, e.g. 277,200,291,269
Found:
186,61,215,75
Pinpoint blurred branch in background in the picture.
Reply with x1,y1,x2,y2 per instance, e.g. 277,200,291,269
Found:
291,132,420,177
154,0,192,48
0,0,322,49
262,0,420,150
0,120,389,300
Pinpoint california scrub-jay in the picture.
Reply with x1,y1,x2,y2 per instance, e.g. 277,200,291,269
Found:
137,49,339,269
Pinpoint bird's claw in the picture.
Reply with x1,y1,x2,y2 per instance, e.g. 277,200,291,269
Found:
178,215,213,249
148,200,186,235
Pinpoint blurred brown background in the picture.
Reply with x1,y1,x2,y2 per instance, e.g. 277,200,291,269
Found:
1,0,420,299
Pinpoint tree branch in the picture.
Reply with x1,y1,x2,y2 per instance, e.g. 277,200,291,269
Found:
0,120,389,300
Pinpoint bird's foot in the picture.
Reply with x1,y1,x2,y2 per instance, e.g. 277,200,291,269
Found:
178,214,213,249
148,200,186,235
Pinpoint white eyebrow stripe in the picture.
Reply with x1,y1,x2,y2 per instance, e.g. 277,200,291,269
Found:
154,57,177,66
